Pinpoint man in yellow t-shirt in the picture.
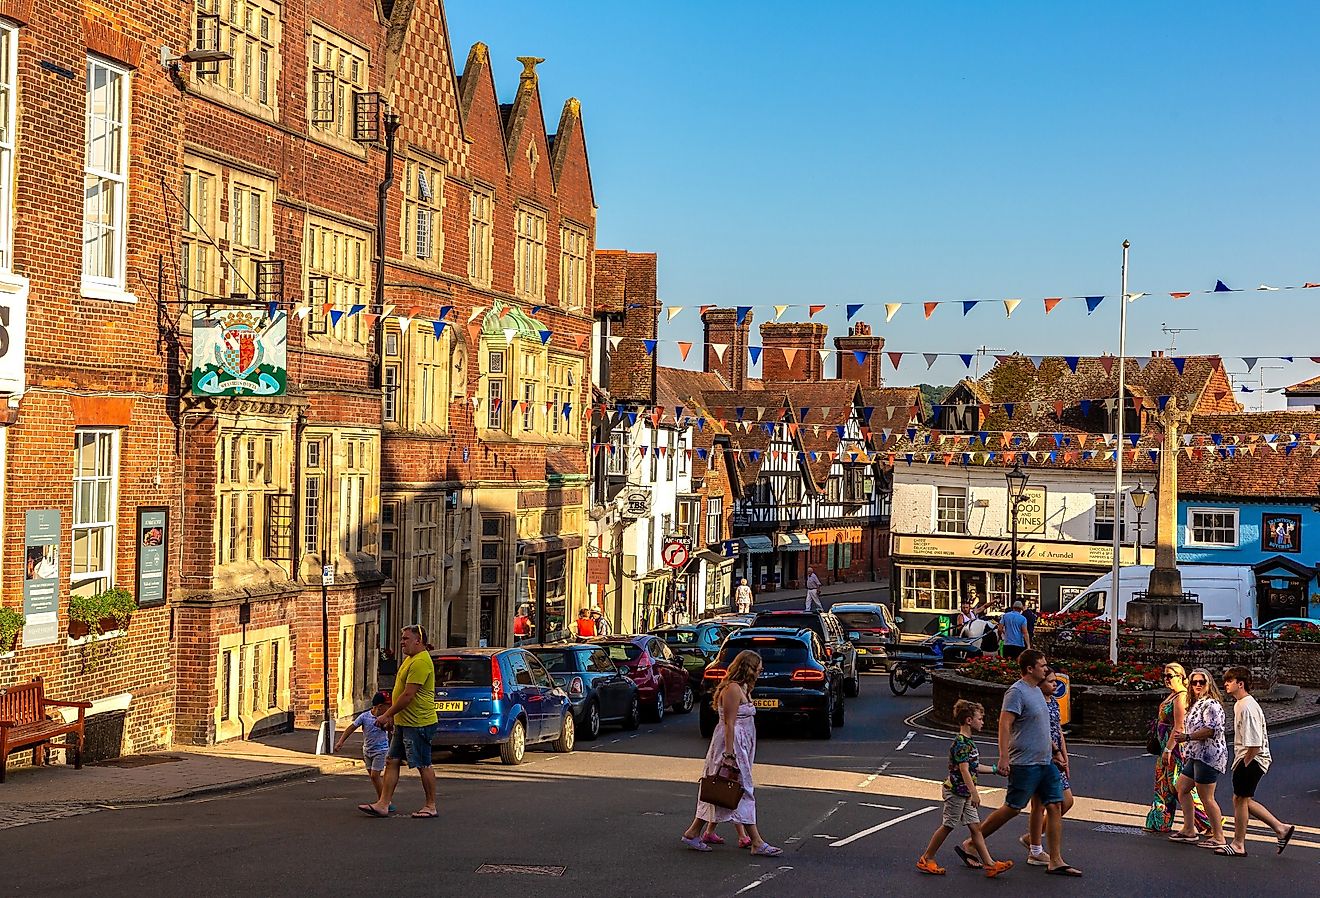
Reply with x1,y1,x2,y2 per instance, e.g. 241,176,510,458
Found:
360,624,438,819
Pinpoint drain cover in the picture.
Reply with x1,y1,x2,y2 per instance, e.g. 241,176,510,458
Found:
1092,824,1145,835
475,865,566,877
93,754,184,769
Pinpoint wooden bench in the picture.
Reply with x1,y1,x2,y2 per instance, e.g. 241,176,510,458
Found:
0,677,91,783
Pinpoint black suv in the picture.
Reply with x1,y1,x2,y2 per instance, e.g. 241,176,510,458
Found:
698,627,845,740
829,602,899,671
750,610,860,697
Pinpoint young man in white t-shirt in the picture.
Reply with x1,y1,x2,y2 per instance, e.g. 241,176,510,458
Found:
1221,666,1295,856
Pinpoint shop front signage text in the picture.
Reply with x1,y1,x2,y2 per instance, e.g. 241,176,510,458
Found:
895,534,1150,568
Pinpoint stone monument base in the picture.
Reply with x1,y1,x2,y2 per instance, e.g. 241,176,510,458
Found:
1125,599,1204,632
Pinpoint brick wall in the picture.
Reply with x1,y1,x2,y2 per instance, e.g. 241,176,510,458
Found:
760,322,826,383
834,322,886,387
703,308,751,390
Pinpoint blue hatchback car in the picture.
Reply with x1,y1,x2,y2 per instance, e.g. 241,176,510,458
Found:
428,648,575,765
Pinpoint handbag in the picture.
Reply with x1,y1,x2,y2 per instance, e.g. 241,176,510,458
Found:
1145,720,1162,756
699,761,745,810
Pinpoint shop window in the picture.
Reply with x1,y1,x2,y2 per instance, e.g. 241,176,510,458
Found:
1093,492,1126,542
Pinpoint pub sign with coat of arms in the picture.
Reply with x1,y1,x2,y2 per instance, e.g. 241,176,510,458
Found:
191,309,288,397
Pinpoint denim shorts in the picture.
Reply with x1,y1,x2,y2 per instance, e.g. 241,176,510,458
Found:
362,748,387,772
388,723,439,769
1186,759,1220,785
1004,763,1064,809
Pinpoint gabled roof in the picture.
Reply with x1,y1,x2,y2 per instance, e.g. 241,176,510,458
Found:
1178,411,1320,500
1284,373,1320,397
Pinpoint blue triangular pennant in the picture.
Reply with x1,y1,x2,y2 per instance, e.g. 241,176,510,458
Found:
962,301,979,316
1085,296,1104,314
540,330,553,345
329,309,344,327
846,304,863,320
749,346,763,364
959,354,973,368
643,339,657,355
1172,357,1186,374
433,320,446,338
1065,356,1080,373
853,350,867,365
736,306,752,325
1214,280,1233,292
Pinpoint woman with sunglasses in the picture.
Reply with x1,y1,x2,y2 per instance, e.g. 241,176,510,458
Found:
1170,668,1228,848
1145,663,1211,834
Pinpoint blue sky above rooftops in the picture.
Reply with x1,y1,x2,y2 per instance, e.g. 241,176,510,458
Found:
446,1,1320,404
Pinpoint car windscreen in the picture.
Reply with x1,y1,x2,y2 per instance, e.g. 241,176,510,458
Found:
433,656,493,687
834,611,883,629
530,650,577,673
721,639,810,668
602,643,643,663
660,630,698,645
752,613,821,634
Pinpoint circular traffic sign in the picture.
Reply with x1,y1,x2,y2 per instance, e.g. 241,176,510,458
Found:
661,541,689,569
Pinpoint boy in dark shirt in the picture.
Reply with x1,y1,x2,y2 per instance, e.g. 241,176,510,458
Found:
917,699,1012,877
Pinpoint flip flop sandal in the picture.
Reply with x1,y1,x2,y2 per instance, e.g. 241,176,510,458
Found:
1214,845,1246,857
1168,833,1199,842
357,804,389,818
1278,825,1296,855
680,836,712,852
953,845,984,869
984,860,1014,878
410,810,438,818
701,832,725,845
738,837,754,849
1197,841,1228,850
1046,865,1083,876
916,858,946,875
751,844,783,857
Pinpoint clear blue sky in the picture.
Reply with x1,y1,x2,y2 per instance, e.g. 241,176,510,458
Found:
445,1,1320,404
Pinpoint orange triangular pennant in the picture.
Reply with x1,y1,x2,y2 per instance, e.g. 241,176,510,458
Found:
1043,297,1063,314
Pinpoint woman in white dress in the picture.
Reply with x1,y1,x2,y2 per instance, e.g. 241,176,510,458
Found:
680,649,782,856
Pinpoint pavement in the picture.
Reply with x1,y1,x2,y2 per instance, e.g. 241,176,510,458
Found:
750,578,888,612
3,671,1318,897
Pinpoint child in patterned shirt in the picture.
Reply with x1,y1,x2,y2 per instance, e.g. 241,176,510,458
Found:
917,699,1013,877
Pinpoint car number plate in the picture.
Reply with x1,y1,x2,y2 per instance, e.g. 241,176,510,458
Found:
857,648,868,654
751,699,780,709
436,701,466,712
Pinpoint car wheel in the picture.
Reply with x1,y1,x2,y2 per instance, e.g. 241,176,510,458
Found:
648,688,666,722
675,684,695,714
832,689,846,727
500,719,527,765
812,696,833,740
844,669,861,698
621,696,641,731
582,701,601,741
552,712,575,753
699,704,717,739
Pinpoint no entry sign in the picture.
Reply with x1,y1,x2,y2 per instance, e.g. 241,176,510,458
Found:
662,541,689,569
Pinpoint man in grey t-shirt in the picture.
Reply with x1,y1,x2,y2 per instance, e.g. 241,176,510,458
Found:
960,650,1081,876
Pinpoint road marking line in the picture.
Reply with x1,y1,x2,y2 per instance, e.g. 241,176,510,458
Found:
896,731,916,751
857,760,891,788
1096,753,1149,767
830,806,937,847
859,802,902,810
893,773,943,784
909,752,936,759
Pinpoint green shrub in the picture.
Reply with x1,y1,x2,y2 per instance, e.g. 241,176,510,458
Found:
0,605,23,653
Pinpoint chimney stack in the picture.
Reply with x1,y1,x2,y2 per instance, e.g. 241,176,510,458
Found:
703,308,752,390
759,322,828,382
834,322,885,387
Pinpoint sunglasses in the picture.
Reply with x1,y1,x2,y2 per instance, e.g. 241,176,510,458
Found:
1163,673,1181,681
1190,679,1207,686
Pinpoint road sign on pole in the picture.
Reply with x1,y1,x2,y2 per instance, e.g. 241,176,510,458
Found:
661,541,689,569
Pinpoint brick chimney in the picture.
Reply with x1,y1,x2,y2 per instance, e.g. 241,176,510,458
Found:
703,308,752,389
834,322,886,387
595,249,657,402
759,322,827,382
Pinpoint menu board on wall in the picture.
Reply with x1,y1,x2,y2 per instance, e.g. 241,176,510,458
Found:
136,506,169,608
22,509,60,647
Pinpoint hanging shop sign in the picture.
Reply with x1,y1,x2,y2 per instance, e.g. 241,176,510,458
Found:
22,509,60,647
0,279,28,396
620,487,652,520
191,309,288,397
1261,513,1301,554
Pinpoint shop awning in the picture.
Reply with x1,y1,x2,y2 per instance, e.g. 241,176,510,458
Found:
776,532,811,552
736,535,774,554
518,534,584,555
681,549,731,574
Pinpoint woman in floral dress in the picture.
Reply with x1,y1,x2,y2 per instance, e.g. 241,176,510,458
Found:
1146,663,1210,833
1170,668,1227,849
681,649,781,856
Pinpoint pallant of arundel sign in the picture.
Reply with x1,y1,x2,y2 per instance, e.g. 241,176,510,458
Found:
191,309,287,397
893,534,1152,569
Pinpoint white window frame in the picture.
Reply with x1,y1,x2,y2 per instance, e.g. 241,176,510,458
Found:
1093,491,1125,543
82,56,134,300
0,24,18,272
935,486,967,535
705,496,723,544
559,222,588,311
1186,507,1239,548
401,156,444,269
72,429,119,597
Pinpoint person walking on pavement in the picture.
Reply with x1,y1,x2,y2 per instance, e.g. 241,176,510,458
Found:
681,650,781,857
1021,667,1074,865
804,567,824,612
361,624,438,819
735,578,754,615
1220,667,1295,857
1170,668,1228,849
998,601,1031,660
958,649,1081,877
1146,663,1210,834
591,608,612,637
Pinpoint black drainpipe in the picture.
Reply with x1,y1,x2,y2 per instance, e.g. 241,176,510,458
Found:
371,110,402,389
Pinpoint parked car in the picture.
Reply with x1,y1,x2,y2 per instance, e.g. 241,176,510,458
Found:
711,612,757,629
429,648,575,765
526,643,641,739
749,610,860,696
1255,617,1320,639
590,635,694,721
699,627,845,739
830,602,900,671
650,622,737,679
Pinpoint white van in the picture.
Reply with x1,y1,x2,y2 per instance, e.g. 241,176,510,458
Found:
1060,565,1257,627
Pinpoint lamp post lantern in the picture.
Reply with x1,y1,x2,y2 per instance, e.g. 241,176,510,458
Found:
1006,463,1030,609
1131,483,1151,556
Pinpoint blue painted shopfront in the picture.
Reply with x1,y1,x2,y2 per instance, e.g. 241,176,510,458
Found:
1177,500,1319,623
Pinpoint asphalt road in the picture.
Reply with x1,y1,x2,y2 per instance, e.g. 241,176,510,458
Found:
5,675,1318,898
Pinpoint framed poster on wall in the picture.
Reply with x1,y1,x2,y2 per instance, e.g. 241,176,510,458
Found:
136,506,169,608
1261,513,1301,554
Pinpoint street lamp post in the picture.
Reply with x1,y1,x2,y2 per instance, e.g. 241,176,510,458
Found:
1006,463,1030,609
1130,483,1150,558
